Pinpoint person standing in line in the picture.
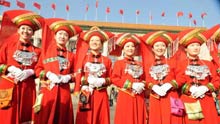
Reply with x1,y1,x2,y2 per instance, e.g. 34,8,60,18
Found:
74,26,114,124
175,29,219,124
34,18,82,124
141,31,183,124
110,33,147,124
0,10,44,124
202,24,220,123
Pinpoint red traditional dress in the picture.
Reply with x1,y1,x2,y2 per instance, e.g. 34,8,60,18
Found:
34,18,82,124
110,33,147,124
75,53,112,124
74,26,114,124
202,24,220,122
141,31,182,124
0,10,43,124
175,29,219,124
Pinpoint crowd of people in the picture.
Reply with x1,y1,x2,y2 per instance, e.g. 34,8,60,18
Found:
0,9,219,124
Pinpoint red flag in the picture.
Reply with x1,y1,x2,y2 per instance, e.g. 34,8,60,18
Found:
51,3,56,10
193,19,197,25
119,9,124,15
0,0,10,7
201,12,207,19
95,0,98,8
16,0,25,9
188,12,192,19
136,10,140,15
33,2,41,10
177,11,184,17
106,7,110,14
85,4,89,12
161,11,165,17
66,4,69,12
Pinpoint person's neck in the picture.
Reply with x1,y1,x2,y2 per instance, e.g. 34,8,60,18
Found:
90,50,100,55
57,43,65,49
124,55,133,60
155,55,162,60
19,38,30,44
187,54,198,60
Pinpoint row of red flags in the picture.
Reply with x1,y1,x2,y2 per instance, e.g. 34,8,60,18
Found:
0,1,208,19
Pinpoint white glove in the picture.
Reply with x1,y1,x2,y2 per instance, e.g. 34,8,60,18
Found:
87,76,97,86
193,85,209,98
81,85,94,94
95,78,105,87
189,85,199,98
132,82,145,94
15,69,34,81
60,74,71,83
152,85,166,96
7,66,22,77
161,83,172,93
46,71,61,84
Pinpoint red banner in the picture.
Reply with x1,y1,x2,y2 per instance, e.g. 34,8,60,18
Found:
51,3,56,10
201,12,207,19
0,0,10,7
193,19,197,25
16,0,25,9
95,0,98,8
33,2,41,10
161,11,165,17
106,7,110,14
177,11,184,17
66,4,69,12
119,9,124,15
86,4,89,12
188,12,192,19
136,10,140,15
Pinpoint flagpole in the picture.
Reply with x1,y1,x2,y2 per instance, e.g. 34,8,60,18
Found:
189,20,191,27
162,17,165,25
95,8,97,21
202,19,205,27
53,10,55,18
122,15,124,23
67,12,69,20
105,14,108,22
176,17,179,26
149,11,152,25
84,12,87,21
136,15,138,24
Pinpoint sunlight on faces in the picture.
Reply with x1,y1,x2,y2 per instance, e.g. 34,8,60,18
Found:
123,41,135,57
54,30,69,46
17,25,34,42
89,36,102,51
152,41,166,58
185,42,201,58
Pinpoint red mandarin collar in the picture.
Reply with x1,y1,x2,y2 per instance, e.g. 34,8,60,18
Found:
57,46,67,52
154,56,166,65
19,41,31,47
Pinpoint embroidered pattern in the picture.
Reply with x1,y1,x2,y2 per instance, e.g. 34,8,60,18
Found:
185,65,210,80
149,64,169,80
84,62,106,77
13,50,38,66
125,64,143,79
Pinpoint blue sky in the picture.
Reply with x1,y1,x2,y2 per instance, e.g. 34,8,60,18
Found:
1,0,220,28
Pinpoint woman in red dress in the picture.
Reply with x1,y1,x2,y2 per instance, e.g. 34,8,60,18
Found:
0,10,44,124
74,26,114,124
110,33,147,124
175,29,219,124
141,31,182,124
34,18,82,124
